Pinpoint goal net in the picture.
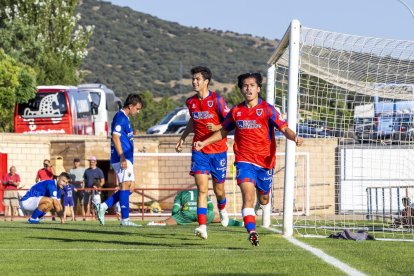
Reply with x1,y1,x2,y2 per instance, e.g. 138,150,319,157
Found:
267,20,414,240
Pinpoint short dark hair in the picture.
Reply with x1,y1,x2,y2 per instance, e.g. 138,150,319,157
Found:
59,172,71,180
123,94,144,108
73,158,80,163
191,66,212,85
237,72,263,90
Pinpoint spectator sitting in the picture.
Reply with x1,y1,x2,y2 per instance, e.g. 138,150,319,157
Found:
83,156,105,221
2,166,21,221
393,197,414,227
68,158,86,218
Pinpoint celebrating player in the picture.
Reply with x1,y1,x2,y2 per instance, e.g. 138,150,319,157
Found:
94,94,143,227
194,72,303,246
20,172,71,224
176,66,231,239
148,190,243,227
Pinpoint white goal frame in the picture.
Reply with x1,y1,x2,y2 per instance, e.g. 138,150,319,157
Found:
267,19,301,237
267,19,414,239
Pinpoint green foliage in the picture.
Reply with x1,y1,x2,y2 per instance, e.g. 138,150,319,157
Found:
130,91,180,132
0,0,94,84
224,85,245,107
0,49,36,131
77,0,278,99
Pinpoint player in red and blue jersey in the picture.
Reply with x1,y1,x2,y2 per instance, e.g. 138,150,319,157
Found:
20,172,71,224
94,94,143,227
195,72,303,246
176,66,231,239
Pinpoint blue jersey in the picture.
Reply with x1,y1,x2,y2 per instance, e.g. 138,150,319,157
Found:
110,110,134,164
63,184,75,198
21,180,61,201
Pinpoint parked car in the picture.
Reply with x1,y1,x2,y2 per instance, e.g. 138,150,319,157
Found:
353,117,376,142
163,121,188,135
392,114,414,141
303,120,333,137
147,107,190,134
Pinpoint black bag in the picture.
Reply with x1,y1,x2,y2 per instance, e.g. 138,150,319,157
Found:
328,229,375,241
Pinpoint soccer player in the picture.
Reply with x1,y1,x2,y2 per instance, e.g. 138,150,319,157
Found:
20,172,71,224
148,190,243,227
176,66,231,239
94,94,143,226
195,72,304,246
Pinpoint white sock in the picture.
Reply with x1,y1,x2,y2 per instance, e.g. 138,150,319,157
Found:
262,202,271,227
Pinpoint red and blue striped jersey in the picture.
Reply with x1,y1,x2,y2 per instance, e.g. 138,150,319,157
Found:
222,99,288,169
186,91,229,154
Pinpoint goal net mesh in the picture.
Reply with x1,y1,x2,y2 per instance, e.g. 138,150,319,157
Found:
270,25,414,240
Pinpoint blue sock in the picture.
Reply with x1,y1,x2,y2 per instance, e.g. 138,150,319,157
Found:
31,209,46,220
119,190,130,220
104,190,121,209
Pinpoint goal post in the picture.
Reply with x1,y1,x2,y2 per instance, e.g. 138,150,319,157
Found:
268,20,414,240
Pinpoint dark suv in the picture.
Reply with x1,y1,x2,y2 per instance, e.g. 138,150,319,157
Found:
393,114,414,141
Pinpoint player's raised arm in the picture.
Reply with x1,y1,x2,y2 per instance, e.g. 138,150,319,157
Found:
194,128,228,151
176,118,194,152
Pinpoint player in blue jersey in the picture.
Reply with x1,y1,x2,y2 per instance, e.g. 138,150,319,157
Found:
20,172,71,224
94,94,143,226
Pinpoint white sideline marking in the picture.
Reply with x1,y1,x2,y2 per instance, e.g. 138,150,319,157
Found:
264,227,366,276
0,248,294,252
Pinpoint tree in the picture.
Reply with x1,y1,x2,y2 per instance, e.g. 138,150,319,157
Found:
0,49,36,131
0,0,94,84
130,91,180,133
224,85,244,108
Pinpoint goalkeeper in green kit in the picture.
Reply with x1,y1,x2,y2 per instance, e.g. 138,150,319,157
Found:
148,190,243,226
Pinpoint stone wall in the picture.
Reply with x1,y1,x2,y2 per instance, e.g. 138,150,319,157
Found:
0,133,338,215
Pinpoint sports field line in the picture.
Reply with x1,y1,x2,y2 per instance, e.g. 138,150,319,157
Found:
264,227,366,276
0,248,294,252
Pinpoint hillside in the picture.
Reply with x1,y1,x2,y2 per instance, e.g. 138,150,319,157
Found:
77,0,279,99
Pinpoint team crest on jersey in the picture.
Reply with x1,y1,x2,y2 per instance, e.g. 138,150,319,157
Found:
207,101,213,108
192,103,196,109
256,109,263,116
236,111,241,117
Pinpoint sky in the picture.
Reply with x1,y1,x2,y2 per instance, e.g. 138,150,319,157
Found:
109,0,414,41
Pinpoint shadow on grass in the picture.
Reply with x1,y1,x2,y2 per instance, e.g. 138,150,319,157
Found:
0,225,133,236
31,236,201,248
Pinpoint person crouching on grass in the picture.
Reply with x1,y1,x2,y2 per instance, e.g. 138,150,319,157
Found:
20,172,71,224
194,72,303,246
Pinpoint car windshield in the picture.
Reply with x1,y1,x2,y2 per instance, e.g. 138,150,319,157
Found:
159,110,179,124
17,92,67,118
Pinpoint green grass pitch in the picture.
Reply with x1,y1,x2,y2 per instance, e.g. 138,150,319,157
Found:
1,220,413,275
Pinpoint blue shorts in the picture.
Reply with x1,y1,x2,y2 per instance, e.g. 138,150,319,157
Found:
64,197,74,207
190,151,227,184
235,162,274,195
